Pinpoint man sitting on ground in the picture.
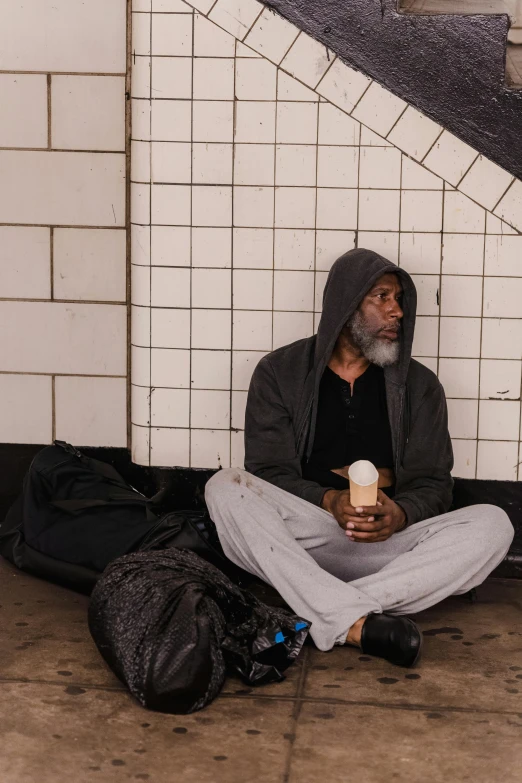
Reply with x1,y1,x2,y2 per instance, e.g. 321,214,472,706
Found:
205,248,514,667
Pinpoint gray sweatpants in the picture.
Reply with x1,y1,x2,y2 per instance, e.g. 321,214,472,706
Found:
205,469,514,651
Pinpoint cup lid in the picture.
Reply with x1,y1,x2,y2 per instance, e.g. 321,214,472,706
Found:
348,460,379,486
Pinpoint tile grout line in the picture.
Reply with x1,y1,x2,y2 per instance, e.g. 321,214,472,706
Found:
188,7,196,468
282,645,310,783
47,74,52,149
51,375,56,441
229,34,238,467
148,5,153,466
476,224,488,478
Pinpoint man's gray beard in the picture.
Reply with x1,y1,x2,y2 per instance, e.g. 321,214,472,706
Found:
348,310,400,367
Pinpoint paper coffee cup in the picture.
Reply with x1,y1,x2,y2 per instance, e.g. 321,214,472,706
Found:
348,460,379,507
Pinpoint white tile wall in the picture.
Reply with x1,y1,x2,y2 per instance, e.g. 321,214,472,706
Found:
130,0,522,479
0,0,128,447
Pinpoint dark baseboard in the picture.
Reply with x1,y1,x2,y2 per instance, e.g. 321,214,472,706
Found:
1,443,520,578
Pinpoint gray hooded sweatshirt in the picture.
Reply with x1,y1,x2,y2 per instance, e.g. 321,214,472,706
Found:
244,248,454,526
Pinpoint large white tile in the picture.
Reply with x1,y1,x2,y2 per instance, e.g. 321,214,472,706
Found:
0,151,125,227
400,190,443,232
191,350,231,390
276,145,317,187
209,0,262,40
317,147,358,188
276,102,318,145
318,103,360,145
0,374,52,444
272,311,314,349
152,57,192,99
423,130,478,186
442,234,484,276
0,301,126,374
232,350,267,390
235,101,276,143
52,76,125,151
274,229,315,270
235,58,277,100
438,357,479,398
192,227,232,268
193,58,235,100
443,191,485,234
493,179,522,232
411,316,439,357
481,318,522,360
446,399,478,440
399,233,441,274
233,228,274,268
401,157,443,190
451,439,477,479
316,59,370,113
151,307,191,348
387,106,442,161
233,269,273,310
152,13,193,56
351,82,407,137
357,232,399,264
151,388,190,427
0,226,50,299
152,100,192,142
441,275,483,317
192,309,232,349
316,189,358,230
191,389,230,429
409,274,440,316
233,310,272,350
280,32,333,89
192,268,232,308
151,266,190,307
151,142,191,183
54,228,126,302
480,359,521,400
359,190,400,231
476,440,519,480
194,14,235,57
190,429,230,469
0,74,47,148
439,317,481,358
55,376,127,447
315,230,356,271
150,347,190,387
151,427,190,467
151,225,191,266
359,147,401,189
234,186,274,228
458,155,514,211
275,187,316,229
483,277,522,318
193,185,232,227
479,399,520,440
151,183,191,225
234,144,275,186
484,235,522,277
244,7,299,64
0,0,126,73
273,270,314,312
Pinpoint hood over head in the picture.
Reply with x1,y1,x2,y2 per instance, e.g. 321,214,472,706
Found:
315,247,417,386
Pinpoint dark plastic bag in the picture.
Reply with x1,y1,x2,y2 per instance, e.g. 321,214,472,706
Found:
88,548,310,714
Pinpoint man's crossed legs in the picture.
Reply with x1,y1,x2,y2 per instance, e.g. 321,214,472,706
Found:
205,469,514,652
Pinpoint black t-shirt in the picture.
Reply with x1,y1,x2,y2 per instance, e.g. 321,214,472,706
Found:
302,363,395,494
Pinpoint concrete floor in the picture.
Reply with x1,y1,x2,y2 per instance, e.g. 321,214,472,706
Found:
2,558,522,783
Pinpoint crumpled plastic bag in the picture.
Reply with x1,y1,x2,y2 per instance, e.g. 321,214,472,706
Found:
88,548,310,714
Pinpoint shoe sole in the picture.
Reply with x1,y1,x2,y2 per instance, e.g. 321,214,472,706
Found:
407,628,423,668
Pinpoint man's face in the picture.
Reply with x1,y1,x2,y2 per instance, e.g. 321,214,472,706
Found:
346,273,404,367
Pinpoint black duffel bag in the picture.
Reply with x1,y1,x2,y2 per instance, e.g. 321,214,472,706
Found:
0,441,245,594
88,547,310,714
